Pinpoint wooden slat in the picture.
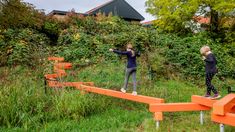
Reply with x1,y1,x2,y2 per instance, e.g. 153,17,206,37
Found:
48,81,94,87
149,103,211,112
79,85,164,104
191,95,217,107
54,63,72,69
211,113,235,126
213,94,235,115
48,57,64,61
44,74,59,79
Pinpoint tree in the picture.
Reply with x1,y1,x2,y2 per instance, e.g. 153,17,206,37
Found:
0,0,45,29
146,0,235,34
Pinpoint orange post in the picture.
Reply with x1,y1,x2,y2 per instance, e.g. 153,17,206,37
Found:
191,95,217,107
154,112,163,121
149,103,211,112
79,85,164,104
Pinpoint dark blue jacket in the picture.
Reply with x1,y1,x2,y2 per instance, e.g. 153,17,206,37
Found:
113,50,137,68
204,53,217,73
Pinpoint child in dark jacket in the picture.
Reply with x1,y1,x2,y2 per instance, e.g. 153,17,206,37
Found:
200,46,221,99
109,43,139,95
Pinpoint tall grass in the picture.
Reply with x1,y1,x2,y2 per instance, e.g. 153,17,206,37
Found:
0,65,113,130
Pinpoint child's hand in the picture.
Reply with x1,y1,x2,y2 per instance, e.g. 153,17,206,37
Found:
202,56,206,60
109,49,113,52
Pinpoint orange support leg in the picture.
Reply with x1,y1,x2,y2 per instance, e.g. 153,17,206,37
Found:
154,112,163,121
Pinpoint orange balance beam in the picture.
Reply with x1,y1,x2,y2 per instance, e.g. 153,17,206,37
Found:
48,81,94,88
48,57,64,62
44,73,67,80
54,63,72,69
212,112,235,126
54,69,66,75
213,94,235,116
149,103,211,112
191,95,217,107
79,85,164,104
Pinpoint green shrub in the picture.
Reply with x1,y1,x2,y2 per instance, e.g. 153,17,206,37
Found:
0,28,49,66
147,33,235,78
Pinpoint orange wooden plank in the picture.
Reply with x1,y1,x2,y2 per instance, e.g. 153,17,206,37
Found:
48,81,94,87
79,85,164,104
44,74,59,79
191,95,217,107
211,113,235,126
213,94,235,115
48,57,64,61
149,103,211,112
54,63,72,69
154,112,163,121
54,69,67,75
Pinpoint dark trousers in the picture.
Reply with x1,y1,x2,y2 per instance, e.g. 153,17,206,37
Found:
206,73,218,95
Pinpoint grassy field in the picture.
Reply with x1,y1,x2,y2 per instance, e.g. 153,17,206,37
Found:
0,61,235,132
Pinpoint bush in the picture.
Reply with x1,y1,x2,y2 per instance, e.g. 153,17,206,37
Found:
147,33,235,78
0,28,49,66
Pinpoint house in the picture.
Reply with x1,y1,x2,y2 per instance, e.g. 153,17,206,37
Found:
48,0,145,22
48,10,87,20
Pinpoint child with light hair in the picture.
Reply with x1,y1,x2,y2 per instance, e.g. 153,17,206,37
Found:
109,43,139,96
200,45,221,99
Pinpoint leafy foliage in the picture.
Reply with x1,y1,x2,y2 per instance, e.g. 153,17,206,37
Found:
0,28,49,66
147,33,235,78
145,0,235,35
0,0,45,29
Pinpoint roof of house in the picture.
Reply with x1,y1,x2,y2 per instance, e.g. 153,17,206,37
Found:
48,10,87,16
85,0,144,21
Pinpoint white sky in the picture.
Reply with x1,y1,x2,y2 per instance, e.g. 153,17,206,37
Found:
23,0,155,22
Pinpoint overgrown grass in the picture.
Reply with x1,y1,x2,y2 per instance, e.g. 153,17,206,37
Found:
0,60,234,131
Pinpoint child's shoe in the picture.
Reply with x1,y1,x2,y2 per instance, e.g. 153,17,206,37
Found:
132,91,137,96
211,94,221,99
120,88,126,93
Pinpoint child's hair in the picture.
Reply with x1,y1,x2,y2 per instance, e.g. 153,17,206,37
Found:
127,43,135,57
200,45,211,56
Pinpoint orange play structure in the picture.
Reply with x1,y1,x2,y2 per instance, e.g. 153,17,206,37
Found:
44,57,235,131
